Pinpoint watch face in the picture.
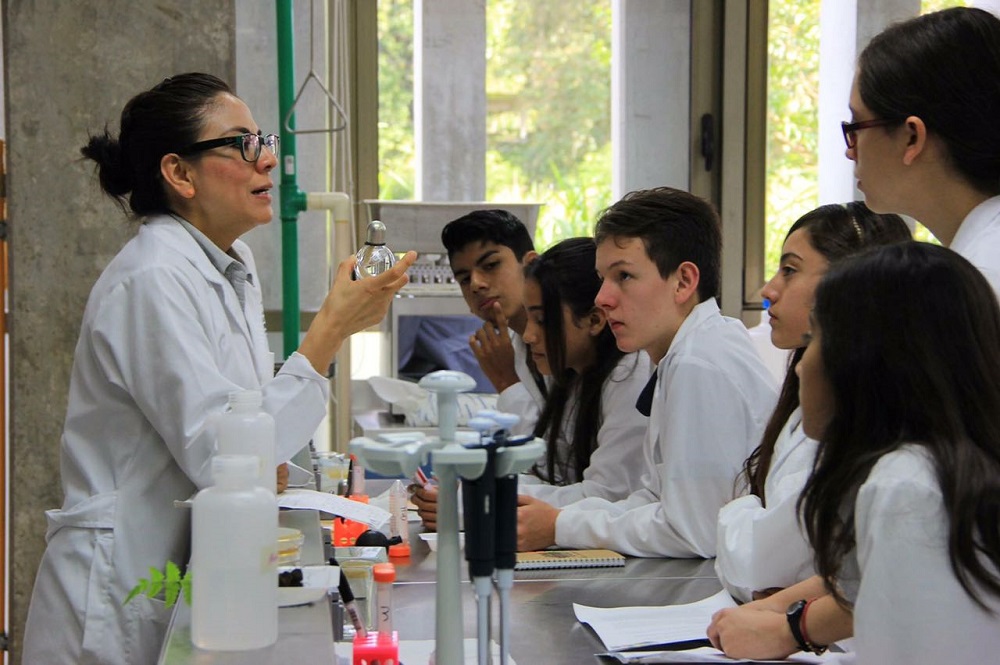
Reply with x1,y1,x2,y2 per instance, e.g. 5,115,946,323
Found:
786,599,807,617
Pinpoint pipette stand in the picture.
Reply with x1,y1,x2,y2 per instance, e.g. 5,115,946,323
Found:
349,371,543,665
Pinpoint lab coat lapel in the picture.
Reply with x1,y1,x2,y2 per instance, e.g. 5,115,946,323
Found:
643,300,719,488
145,217,259,370
233,239,274,384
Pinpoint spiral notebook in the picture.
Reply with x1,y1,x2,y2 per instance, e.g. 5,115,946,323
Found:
515,548,626,570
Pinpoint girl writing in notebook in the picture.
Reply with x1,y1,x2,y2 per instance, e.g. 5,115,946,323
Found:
412,238,650,529
712,243,1000,662
715,202,909,602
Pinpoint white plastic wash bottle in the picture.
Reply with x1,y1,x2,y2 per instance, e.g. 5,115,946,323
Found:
191,454,278,650
215,390,276,493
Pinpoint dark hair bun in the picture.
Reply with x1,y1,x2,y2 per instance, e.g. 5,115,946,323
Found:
81,129,133,197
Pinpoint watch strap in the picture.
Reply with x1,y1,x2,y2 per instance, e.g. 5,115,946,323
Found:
786,599,827,654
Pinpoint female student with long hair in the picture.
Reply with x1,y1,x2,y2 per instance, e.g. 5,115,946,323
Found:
707,7,1000,657
412,238,650,529
715,243,1000,662
715,202,909,601
517,237,650,505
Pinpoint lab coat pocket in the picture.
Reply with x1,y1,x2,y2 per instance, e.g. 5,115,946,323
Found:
123,593,172,664
80,529,120,664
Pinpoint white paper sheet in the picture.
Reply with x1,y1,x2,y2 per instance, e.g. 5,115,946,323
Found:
573,590,738,651
602,645,838,663
278,489,391,529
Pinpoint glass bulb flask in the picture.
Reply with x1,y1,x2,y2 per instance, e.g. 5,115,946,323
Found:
354,220,396,279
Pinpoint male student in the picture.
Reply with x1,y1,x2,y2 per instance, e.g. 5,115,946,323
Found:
517,187,778,558
440,209,543,430
412,210,541,530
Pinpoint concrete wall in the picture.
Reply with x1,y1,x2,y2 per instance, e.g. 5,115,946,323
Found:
414,0,487,201
3,1,235,659
612,0,691,198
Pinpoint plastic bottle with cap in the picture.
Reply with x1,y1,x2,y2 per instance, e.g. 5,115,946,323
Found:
373,562,396,638
353,563,399,664
215,390,276,494
354,220,396,279
191,454,278,650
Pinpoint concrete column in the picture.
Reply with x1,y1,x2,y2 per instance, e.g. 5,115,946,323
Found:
414,0,486,201
818,0,920,205
856,0,921,55
4,2,234,660
612,0,691,199
817,0,857,205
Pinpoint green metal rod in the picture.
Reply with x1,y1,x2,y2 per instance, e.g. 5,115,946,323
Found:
277,0,308,359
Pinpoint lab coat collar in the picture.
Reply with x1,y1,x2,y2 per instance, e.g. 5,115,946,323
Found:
664,298,721,362
950,195,1000,256
143,215,232,289
140,215,258,354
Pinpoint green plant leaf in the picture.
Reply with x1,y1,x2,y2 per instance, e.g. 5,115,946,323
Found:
181,570,193,607
147,566,164,600
125,561,192,607
123,579,148,605
163,561,181,608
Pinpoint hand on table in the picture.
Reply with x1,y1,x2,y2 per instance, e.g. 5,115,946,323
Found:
516,495,559,552
276,462,289,494
706,603,797,660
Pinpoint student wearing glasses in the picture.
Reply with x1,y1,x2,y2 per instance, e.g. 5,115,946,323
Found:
842,6,1000,294
21,73,415,664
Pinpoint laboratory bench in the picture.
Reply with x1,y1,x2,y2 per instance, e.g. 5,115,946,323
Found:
159,508,723,664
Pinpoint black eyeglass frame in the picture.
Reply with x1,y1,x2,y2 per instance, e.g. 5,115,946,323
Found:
840,118,905,150
178,132,280,162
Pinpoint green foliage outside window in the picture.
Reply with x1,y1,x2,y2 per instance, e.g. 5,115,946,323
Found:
764,0,821,282
377,0,612,250
378,0,965,267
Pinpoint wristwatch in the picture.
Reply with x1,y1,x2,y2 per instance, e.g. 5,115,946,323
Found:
786,599,828,654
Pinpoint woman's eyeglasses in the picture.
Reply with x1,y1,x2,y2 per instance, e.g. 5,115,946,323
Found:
179,132,279,162
840,118,904,149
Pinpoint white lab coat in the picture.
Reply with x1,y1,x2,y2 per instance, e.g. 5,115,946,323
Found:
837,445,1000,664
554,299,778,558
950,194,1000,297
519,352,651,507
22,216,330,665
496,332,547,435
714,407,818,601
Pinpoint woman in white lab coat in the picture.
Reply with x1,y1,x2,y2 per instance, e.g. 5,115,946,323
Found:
715,202,909,602
713,243,1000,663
21,73,415,665
412,238,649,528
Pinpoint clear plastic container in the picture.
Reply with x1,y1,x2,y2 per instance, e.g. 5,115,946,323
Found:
191,454,279,651
354,220,396,279
276,527,305,565
215,390,276,494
